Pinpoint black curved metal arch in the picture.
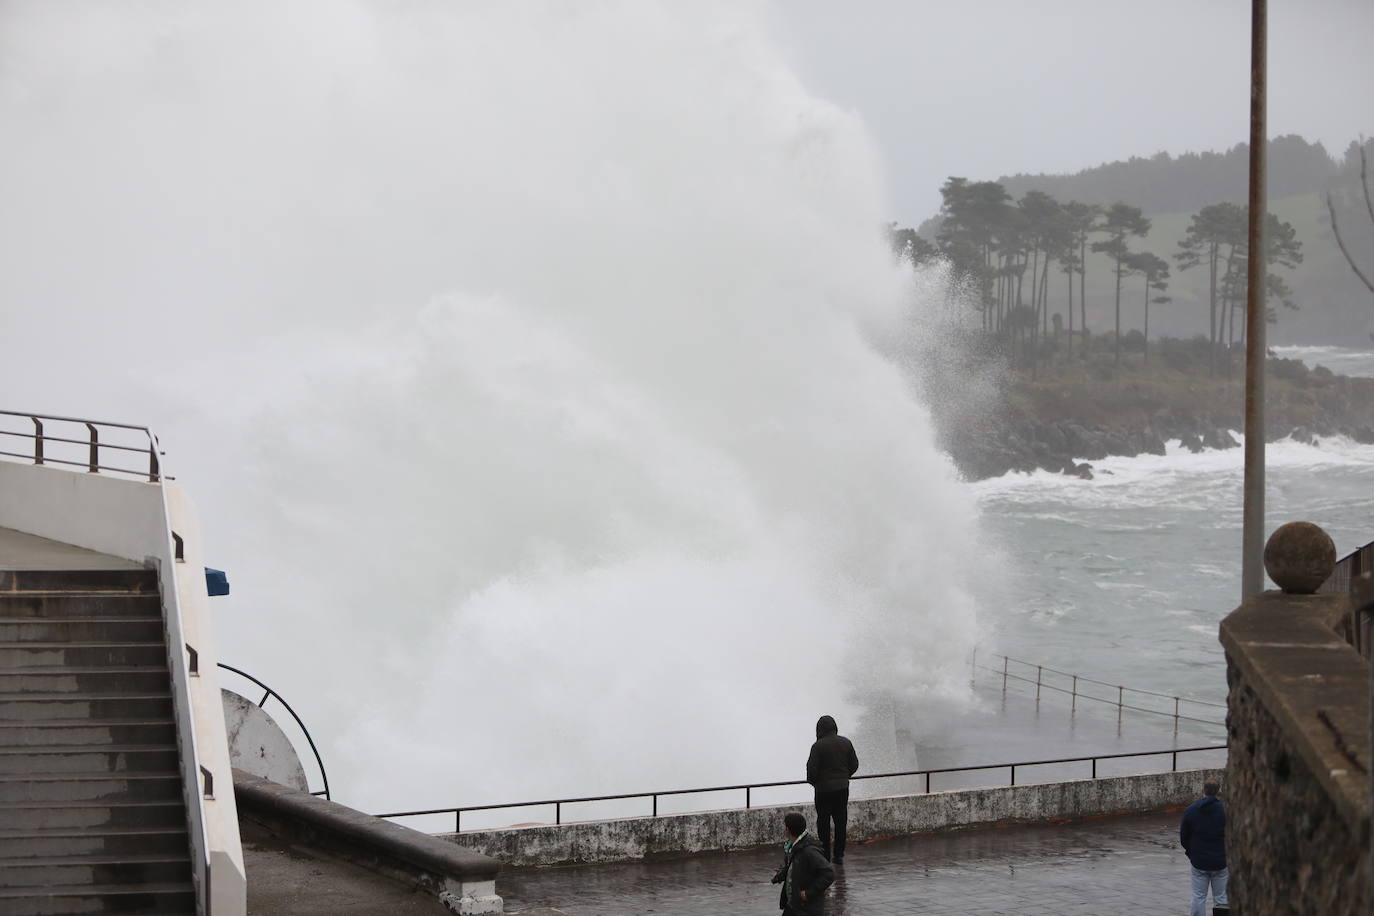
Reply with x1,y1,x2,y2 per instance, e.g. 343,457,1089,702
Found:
218,662,332,801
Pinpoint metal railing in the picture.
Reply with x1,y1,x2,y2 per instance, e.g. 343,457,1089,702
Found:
376,744,1226,833
218,663,331,801
974,652,1227,727
1318,539,1374,595
0,409,167,481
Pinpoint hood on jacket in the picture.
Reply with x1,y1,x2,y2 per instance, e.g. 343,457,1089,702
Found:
815,715,838,739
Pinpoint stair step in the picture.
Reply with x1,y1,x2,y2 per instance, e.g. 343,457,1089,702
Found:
0,568,158,594
0,719,176,748
0,618,163,643
0,744,179,776
0,799,189,830
0,825,189,859
0,852,192,889
0,693,174,722
0,594,162,620
0,772,183,804
0,668,172,696
0,881,195,916
0,642,169,668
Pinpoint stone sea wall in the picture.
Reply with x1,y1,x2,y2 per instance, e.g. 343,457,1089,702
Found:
440,769,1220,868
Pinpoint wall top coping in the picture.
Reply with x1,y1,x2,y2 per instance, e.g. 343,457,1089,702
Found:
234,769,501,881
1220,591,1370,833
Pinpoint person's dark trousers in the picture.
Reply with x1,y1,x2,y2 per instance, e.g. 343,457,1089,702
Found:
814,787,849,861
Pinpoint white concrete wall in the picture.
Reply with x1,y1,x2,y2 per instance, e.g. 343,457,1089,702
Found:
0,460,246,915
442,767,1224,868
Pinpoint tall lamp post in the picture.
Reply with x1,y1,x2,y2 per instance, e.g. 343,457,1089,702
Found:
1241,0,1268,599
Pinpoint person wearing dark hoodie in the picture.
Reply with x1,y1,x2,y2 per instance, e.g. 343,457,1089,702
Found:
770,812,834,915
1180,779,1228,916
806,715,859,864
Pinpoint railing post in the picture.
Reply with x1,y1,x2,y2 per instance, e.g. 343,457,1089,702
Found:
1118,685,1124,723
653,794,658,817
32,418,43,465
1002,656,1009,692
85,423,99,473
555,802,561,825
456,810,461,833
1010,764,1016,787
1092,757,1097,779
149,444,160,482
1172,749,1178,772
924,771,931,794
1071,675,1078,711
1174,696,1180,722
745,787,750,809
1036,665,1043,700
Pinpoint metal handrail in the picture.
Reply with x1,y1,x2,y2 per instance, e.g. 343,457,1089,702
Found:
0,409,167,481
976,663,1226,726
218,663,331,801
986,653,1227,708
1319,539,1374,594
376,743,1227,833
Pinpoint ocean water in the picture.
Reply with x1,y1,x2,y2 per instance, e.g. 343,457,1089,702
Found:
972,433,1374,713
1272,345,1374,378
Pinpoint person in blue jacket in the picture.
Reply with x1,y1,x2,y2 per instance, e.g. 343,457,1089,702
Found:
1180,779,1227,916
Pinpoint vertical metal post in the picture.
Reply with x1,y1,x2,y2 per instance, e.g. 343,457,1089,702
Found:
1117,686,1124,723
1002,656,1008,692
32,418,43,465
653,795,658,817
1091,757,1097,779
1174,697,1180,723
85,423,99,473
555,802,561,826
1010,765,1016,787
1071,675,1077,711
925,772,931,794
1172,750,1179,772
456,810,461,833
1241,0,1268,599
744,788,750,810
1035,666,1042,701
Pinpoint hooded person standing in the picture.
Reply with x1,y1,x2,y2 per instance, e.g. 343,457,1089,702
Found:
770,812,834,915
806,715,859,864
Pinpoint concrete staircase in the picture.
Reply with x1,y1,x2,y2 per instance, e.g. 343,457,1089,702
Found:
0,567,195,915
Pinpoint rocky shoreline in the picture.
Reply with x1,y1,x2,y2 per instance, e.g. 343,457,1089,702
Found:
946,414,1374,482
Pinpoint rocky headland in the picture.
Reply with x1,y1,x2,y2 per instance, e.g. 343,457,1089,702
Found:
935,345,1374,481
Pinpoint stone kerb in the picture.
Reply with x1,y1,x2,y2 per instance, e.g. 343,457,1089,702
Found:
440,768,1220,868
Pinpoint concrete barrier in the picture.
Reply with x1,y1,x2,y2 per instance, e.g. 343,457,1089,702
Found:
235,770,504,914
441,767,1221,868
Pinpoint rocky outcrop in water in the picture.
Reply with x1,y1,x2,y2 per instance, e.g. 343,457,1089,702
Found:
945,413,1374,482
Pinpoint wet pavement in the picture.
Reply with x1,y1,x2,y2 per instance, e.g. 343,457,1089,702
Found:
501,809,1197,915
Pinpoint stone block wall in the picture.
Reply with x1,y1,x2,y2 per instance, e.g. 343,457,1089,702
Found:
1221,591,1372,914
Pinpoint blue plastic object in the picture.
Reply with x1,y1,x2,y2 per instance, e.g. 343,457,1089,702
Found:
204,567,230,597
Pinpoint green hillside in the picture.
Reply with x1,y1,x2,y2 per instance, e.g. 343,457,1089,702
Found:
911,136,1374,345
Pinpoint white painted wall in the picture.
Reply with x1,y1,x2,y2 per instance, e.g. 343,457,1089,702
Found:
0,460,246,916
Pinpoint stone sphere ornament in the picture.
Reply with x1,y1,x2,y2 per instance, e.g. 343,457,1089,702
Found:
1262,521,1337,594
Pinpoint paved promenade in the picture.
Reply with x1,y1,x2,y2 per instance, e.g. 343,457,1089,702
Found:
502,810,1197,915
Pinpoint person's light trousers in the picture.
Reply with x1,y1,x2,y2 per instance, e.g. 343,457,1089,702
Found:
1190,866,1228,916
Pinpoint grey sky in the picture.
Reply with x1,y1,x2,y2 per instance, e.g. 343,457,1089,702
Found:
771,0,1374,223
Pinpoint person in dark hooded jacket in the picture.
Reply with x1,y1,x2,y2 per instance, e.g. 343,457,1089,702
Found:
1180,779,1227,916
806,715,858,863
770,812,834,915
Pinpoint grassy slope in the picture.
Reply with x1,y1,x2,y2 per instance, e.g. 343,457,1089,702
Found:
996,339,1374,434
